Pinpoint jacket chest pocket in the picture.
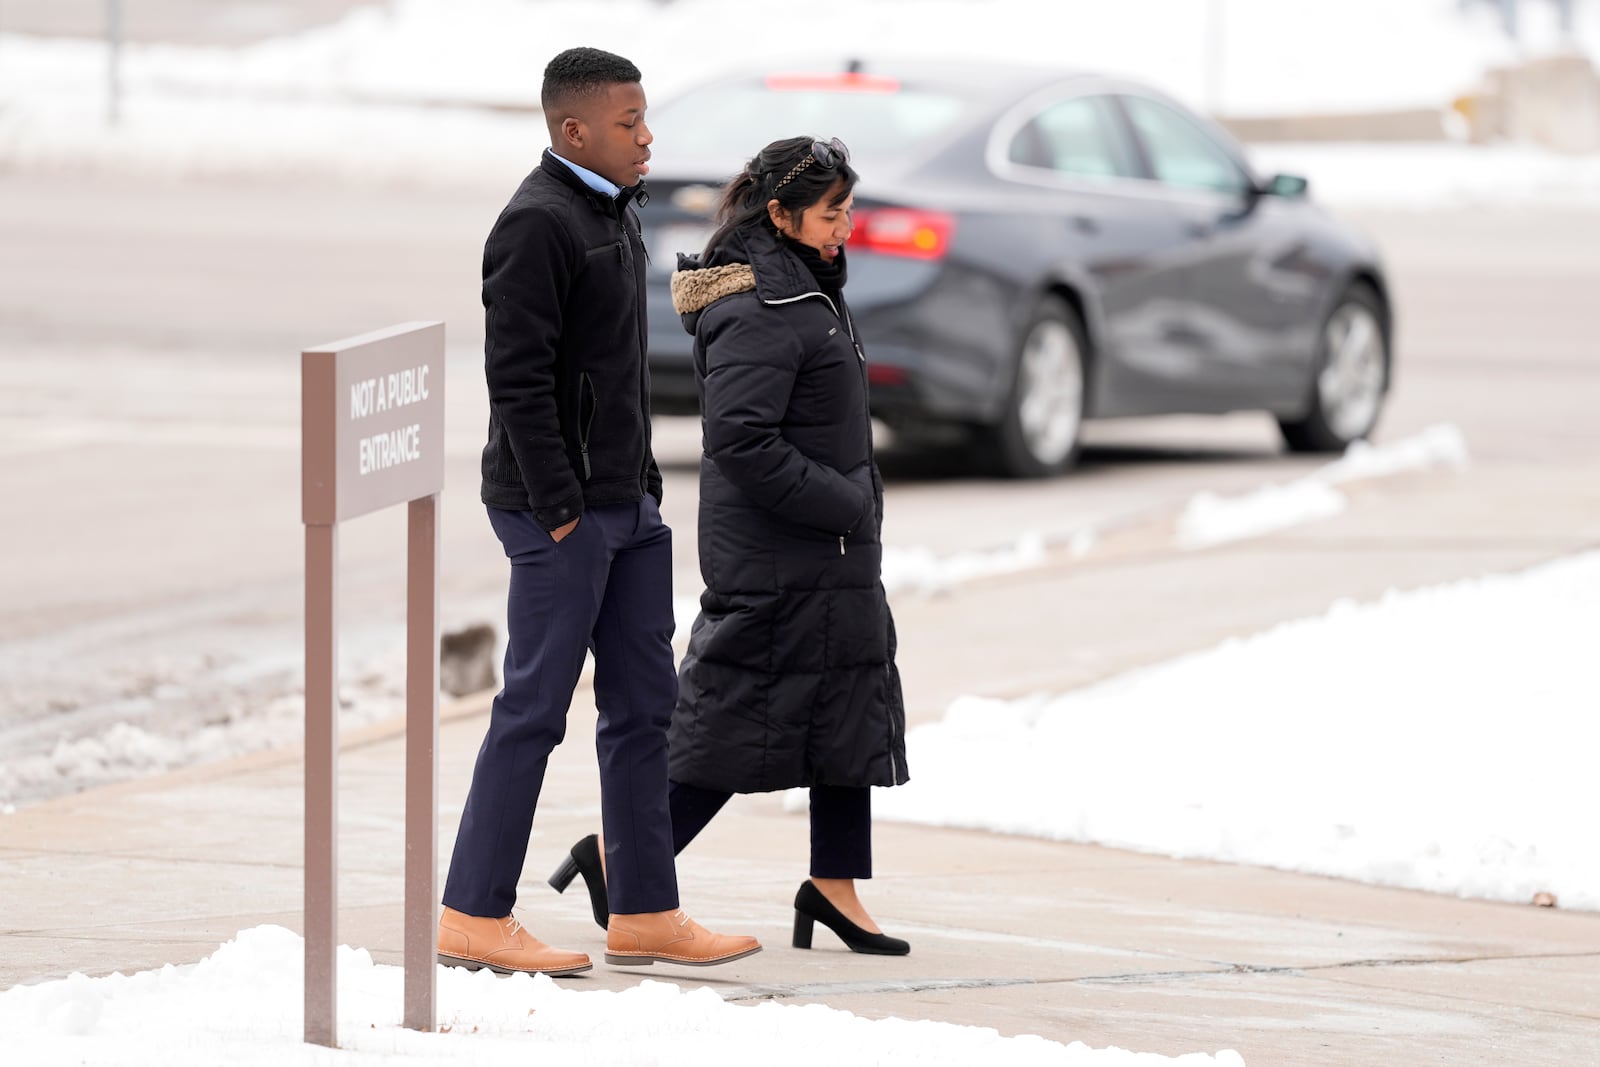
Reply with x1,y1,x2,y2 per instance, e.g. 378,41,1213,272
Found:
584,239,628,272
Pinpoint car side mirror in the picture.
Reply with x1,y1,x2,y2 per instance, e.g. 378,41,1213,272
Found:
1263,173,1309,198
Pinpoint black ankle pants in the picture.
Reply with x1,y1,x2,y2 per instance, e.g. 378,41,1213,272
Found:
668,780,872,879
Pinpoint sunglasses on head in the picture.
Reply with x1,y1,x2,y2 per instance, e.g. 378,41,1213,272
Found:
811,137,849,168
773,137,851,191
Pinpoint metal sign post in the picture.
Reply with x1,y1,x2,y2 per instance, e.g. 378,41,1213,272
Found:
300,321,445,1047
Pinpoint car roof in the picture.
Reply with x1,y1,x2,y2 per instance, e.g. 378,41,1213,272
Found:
662,57,1111,110
751,55,1091,83
647,59,1143,185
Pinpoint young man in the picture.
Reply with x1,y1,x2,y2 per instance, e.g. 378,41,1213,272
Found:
437,47,760,975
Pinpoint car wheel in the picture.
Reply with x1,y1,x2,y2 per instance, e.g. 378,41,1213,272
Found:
1279,284,1389,453
992,295,1087,478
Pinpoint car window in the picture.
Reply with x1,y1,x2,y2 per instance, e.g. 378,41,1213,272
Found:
1007,95,1138,181
1121,95,1249,195
650,81,971,158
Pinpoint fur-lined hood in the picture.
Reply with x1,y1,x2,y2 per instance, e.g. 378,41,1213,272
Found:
668,225,842,335
670,262,756,316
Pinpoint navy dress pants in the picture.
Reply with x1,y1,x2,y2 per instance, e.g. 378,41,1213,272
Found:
669,781,873,879
443,498,680,918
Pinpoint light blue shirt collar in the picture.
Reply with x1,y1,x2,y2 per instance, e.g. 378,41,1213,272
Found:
550,152,621,199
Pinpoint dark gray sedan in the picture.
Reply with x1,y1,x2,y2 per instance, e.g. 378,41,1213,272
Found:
640,61,1393,477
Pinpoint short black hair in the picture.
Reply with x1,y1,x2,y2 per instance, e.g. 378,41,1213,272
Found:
541,47,642,114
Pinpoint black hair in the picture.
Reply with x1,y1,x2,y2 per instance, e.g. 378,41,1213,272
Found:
540,47,642,115
703,136,859,260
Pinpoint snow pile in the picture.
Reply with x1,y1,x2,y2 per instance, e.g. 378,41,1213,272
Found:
872,549,1600,910
1176,424,1469,549
0,925,1245,1067
882,533,1050,597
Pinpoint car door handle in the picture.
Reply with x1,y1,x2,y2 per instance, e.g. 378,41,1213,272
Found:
1184,221,1212,239
1070,215,1099,235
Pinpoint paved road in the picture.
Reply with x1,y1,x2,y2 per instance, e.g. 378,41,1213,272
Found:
1,169,1597,804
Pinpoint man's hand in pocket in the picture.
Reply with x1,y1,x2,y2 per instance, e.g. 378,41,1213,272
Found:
550,516,580,543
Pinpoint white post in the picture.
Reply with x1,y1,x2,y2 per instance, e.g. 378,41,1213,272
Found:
1501,0,1520,39
1205,0,1226,116
105,0,122,127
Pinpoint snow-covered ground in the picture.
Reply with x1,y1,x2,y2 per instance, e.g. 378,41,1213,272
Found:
838,425,1600,917
1174,423,1470,549
0,927,1243,1067
1,0,1598,204
863,546,1600,913
6,0,1594,116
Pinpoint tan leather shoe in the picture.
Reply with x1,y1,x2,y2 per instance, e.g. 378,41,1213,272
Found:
605,908,762,967
436,906,592,976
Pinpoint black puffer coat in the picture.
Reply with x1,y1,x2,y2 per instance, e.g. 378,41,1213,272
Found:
667,226,909,794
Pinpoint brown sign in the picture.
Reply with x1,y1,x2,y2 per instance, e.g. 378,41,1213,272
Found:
302,321,446,525
299,320,444,1046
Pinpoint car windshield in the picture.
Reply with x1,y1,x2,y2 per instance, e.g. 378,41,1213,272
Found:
649,77,972,161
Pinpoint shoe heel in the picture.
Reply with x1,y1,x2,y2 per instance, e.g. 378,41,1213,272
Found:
792,910,815,950
548,854,580,893
605,953,654,967
792,881,911,956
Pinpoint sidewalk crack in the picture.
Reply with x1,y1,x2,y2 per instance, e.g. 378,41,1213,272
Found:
722,976,1037,1002
1077,949,1600,985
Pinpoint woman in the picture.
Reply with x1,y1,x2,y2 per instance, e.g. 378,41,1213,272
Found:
551,135,910,955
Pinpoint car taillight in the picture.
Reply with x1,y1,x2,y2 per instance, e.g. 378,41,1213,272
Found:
850,208,953,261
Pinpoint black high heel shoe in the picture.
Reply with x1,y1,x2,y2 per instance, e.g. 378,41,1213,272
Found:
548,834,608,930
792,880,910,956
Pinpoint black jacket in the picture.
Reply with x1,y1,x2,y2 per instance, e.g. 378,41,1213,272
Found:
479,149,661,529
666,225,909,793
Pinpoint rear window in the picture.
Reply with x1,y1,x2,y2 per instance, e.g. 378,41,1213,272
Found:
649,79,972,158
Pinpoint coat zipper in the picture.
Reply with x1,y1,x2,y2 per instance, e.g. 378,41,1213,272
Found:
764,289,870,555
767,281,901,782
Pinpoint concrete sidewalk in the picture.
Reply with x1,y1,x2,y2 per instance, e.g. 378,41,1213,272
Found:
4,684,1598,1064
4,464,1600,1064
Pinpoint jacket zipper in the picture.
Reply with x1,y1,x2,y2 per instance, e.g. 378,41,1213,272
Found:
764,291,865,362
574,196,650,491
768,282,900,781
578,371,596,479
599,198,651,491
764,290,870,555
623,209,653,490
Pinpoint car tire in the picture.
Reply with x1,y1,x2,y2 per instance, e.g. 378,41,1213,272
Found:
991,295,1088,478
1279,283,1390,453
